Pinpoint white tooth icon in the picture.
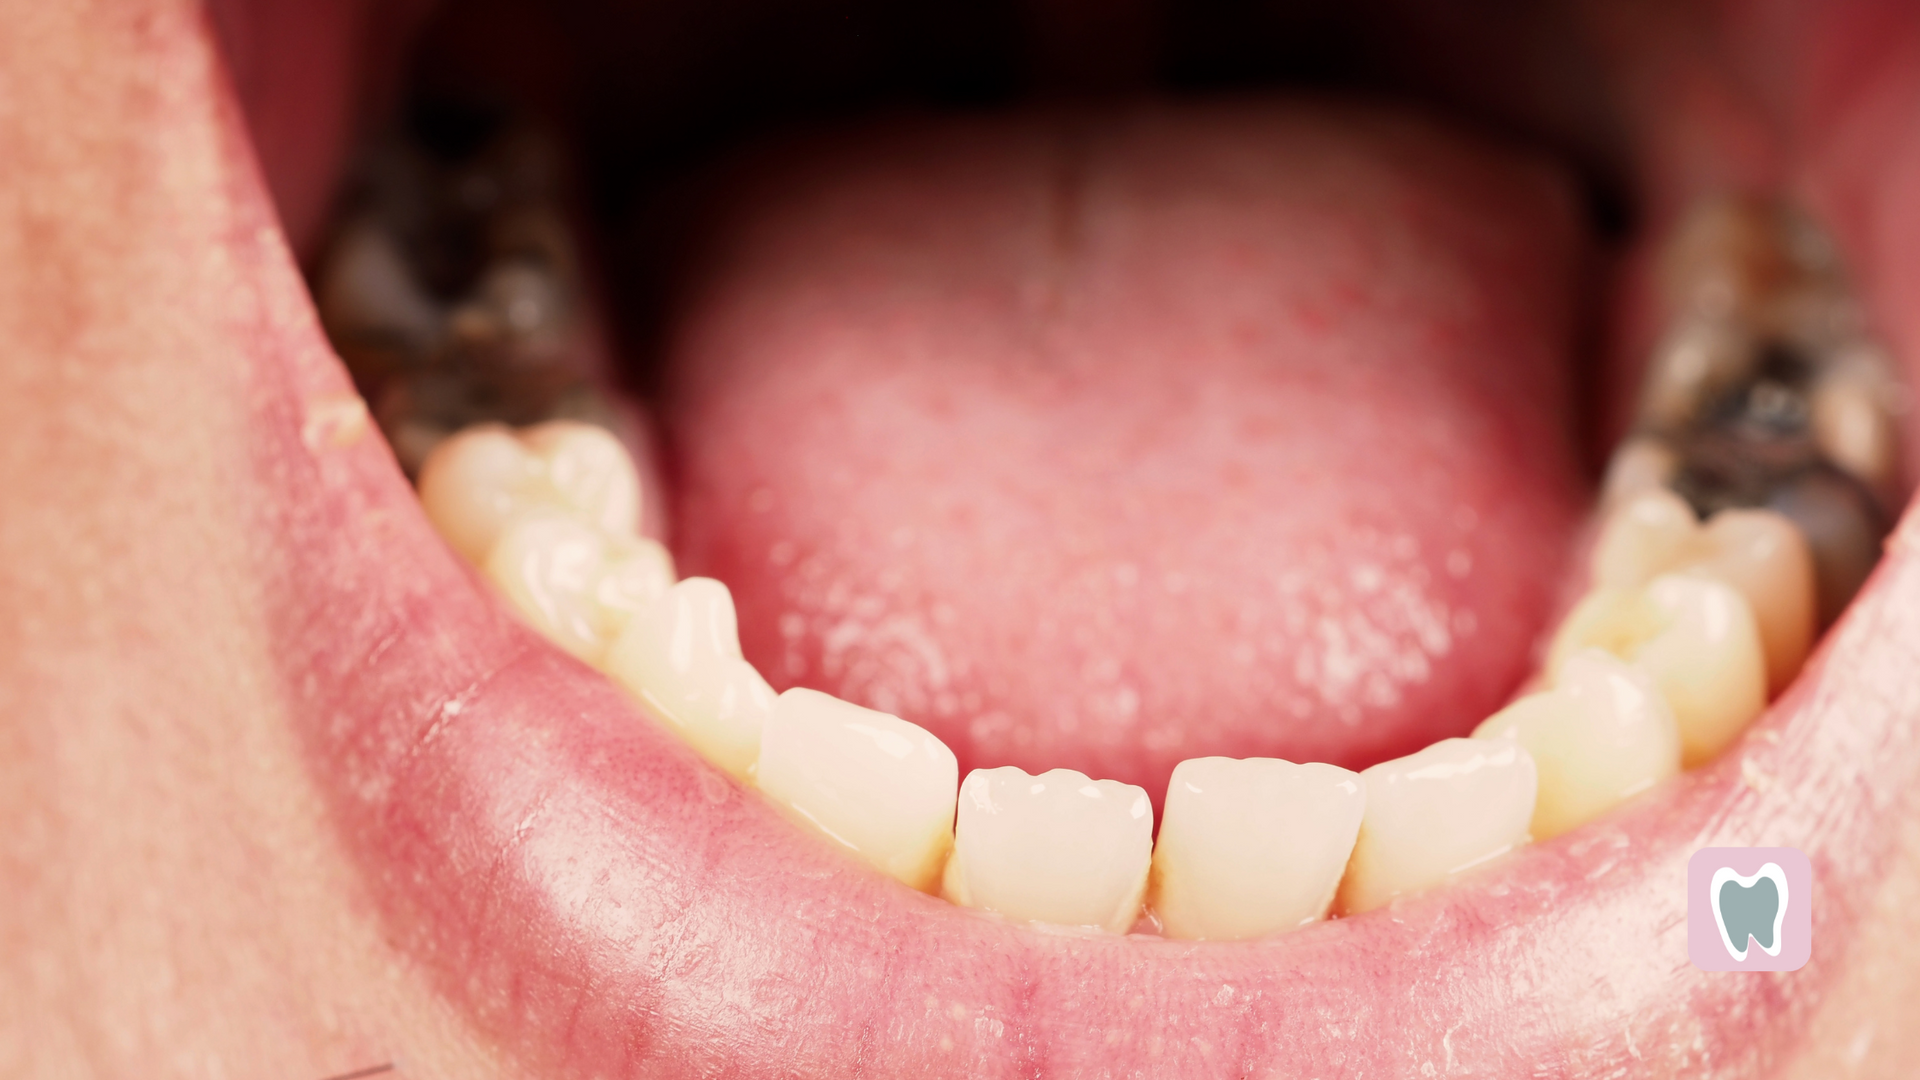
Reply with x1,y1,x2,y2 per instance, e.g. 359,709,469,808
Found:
1710,862,1789,961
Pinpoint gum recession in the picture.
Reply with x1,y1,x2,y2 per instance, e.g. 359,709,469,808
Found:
10,2,1920,1078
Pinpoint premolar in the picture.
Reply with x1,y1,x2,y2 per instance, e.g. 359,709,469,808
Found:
484,512,676,663
418,420,641,563
1148,756,1364,941
603,576,776,780
1548,571,1767,766
943,766,1153,933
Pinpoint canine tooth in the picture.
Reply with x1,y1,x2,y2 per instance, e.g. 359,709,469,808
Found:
484,513,675,664
604,577,772,779
943,767,1153,933
1590,490,1814,694
756,688,958,892
1473,650,1680,840
419,420,642,565
1148,757,1363,940
1335,738,1536,915
1549,573,1766,767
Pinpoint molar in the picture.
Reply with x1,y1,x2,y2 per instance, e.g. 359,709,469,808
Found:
1148,756,1364,941
943,766,1153,933
1335,738,1536,915
756,688,959,893
603,577,775,780
418,419,641,564
1473,649,1680,840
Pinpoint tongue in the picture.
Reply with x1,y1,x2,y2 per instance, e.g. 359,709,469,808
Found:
661,101,1590,796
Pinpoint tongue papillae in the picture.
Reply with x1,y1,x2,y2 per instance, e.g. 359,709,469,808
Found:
667,105,1590,787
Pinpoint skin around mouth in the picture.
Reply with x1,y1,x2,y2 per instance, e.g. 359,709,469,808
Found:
6,1,1920,1078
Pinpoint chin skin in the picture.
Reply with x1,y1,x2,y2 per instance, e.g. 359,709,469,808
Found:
4,1,1920,1078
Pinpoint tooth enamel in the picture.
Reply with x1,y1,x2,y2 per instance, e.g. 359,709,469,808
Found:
418,420,642,564
1589,489,1814,694
1549,572,1767,767
942,767,1153,933
1335,738,1536,915
516,420,643,538
604,577,773,780
1591,488,1698,589
484,513,676,663
1691,510,1815,696
1147,757,1363,940
1811,357,1899,493
1473,649,1679,840
755,688,958,892
1599,436,1679,509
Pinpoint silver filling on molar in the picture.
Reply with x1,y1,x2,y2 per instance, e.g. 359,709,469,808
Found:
314,104,619,476
1621,197,1906,625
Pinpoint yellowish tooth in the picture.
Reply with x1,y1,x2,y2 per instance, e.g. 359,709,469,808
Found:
943,767,1153,933
484,513,675,664
1148,757,1363,941
1473,649,1680,840
1693,511,1814,697
517,420,642,539
419,424,545,563
1591,488,1697,590
1599,437,1679,510
1588,489,1815,694
604,577,773,780
418,420,642,565
1335,738,1536,915
1549,572,1766,767
756,688,958,892
1810,351,1901,494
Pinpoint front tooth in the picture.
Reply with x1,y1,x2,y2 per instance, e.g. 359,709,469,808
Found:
1473,649,1680,840
1148,757,1363,941
1335,738,1536,915
418,420,642,565
943,767,1153,933
604,577,774,780
1549,573,1767,766
484,513,674,664
755,688,958,892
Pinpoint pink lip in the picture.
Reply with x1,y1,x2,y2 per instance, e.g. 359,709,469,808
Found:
200,0,1920,1075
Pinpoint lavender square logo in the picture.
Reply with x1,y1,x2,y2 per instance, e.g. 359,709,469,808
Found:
1688,847,1812,972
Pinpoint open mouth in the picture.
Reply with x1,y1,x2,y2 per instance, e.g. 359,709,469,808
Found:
11,0,1920,1076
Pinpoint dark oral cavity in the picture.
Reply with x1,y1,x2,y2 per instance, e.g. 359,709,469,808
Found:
663,105,1589,796
180,0,1920,1076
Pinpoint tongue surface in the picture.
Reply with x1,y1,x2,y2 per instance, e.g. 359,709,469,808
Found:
662,102,1589,796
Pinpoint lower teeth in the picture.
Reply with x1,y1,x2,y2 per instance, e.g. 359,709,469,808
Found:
317,117,1900,942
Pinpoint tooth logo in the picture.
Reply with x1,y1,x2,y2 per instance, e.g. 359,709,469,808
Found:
1687,847,1812,972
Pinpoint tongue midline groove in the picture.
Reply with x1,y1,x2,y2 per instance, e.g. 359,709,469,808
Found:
317,114,1899,944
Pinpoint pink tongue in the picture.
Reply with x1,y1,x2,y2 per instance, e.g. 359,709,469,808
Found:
663,102,1589,796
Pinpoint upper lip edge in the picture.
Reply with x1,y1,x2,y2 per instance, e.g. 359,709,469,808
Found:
235,11,1920,1080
